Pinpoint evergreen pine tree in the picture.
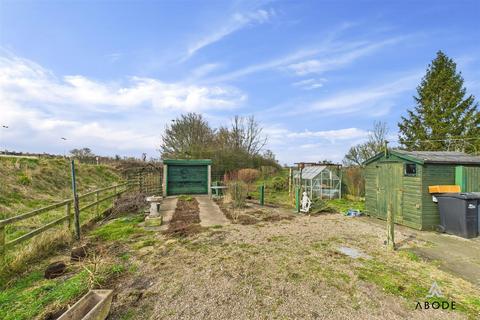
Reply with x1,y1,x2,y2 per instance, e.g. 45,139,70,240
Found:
398,51,480,153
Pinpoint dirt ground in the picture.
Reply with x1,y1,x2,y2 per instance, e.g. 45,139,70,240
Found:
106,207,479,320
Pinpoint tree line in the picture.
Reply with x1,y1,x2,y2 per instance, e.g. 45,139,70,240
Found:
160,113,279,176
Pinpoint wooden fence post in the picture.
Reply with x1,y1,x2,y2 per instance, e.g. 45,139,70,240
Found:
0,225,5,258
95,191,100,216
66,202,72,229
387,202,395,250
70,160,81,240
113,186,118,206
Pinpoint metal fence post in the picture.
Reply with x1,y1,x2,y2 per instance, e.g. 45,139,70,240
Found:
259,184,265,206
70,160,81,240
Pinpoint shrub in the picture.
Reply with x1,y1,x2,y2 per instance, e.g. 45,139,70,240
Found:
271,176,287,191
237,168,260,184
227,180,247,208
260,165,277,177
17,174,31,186
310,198,334,214
342,166,365,197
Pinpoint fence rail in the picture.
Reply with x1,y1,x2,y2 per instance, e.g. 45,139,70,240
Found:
0,182,132,257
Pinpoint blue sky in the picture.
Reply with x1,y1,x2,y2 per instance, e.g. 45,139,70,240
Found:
1,0,479,164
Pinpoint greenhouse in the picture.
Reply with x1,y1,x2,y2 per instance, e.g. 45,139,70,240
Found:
293,165,342,199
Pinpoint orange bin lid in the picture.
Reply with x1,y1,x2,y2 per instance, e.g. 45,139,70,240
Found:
428,185,461,193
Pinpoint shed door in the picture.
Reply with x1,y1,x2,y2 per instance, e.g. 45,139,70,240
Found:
376,162,403,223
167,165,208,195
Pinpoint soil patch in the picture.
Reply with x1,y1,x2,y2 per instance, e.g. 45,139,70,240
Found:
215,199,294,225
163,198,204,237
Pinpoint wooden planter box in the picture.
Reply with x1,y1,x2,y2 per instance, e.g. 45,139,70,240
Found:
57,290,113,320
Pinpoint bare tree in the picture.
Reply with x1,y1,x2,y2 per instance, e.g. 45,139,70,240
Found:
161,113,215,159
343,121,388,166
228,115,267,155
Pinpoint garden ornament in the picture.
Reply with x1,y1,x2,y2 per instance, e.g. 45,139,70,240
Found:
300,191,311,213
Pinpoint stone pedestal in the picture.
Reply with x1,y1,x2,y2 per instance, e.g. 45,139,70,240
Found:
146,196,163,218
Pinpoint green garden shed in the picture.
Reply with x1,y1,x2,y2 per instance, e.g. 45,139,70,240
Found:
364,150,480,230
162,159,212,196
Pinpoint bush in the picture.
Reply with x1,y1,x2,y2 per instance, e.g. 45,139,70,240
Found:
237,168,260,184
260,165,277,177
342,166,365,197
271,176,287,191
310,198,334,214
227,180,247,208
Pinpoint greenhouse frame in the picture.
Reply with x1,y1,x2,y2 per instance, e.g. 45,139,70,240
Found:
293,165,342,199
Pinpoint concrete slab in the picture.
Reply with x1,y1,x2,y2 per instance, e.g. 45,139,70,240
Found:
196,196,230,227
158,197,178,231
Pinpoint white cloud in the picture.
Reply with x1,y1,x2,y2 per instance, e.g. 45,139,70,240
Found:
261,125,369,164
292,78,326,90
280,72,422,117
185,9,275,59
0,54,246,157
287,128,368,140
286,37,403,76
0,55,246,113
206,35,409,84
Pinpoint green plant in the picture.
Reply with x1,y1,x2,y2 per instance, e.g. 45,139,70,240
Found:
227,180,247,208
178,195,193,201
91,216,145,241
17,174,31,186
271,176,287,191
309,198,334,214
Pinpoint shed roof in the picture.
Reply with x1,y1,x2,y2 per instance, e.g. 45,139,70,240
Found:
293,166,329,179
364,150,480,165
163,159,212,165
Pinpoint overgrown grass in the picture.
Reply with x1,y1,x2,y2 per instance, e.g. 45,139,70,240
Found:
0,156,124,280
0,211,144,319
357,254,480,318
325,198,365,213
0,270,90,320
91,216,146,241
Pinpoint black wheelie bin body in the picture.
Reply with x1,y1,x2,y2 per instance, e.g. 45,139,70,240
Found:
435,193,480,238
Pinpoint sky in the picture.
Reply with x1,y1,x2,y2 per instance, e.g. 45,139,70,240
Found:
0,0,479,164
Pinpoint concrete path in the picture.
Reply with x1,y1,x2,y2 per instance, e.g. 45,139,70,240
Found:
364,217,480,286
196,196,230,227
158,197,178,231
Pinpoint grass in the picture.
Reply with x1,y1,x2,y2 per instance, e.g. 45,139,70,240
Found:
326,198,365,213
0,212,144,319
177,195,193,201
0,156,123,271
91,216,146,241
0,270,90,320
